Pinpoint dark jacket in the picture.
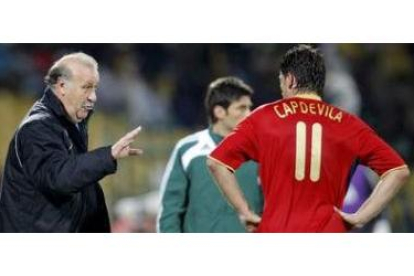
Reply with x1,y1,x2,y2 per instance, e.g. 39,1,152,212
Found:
0,89,117,232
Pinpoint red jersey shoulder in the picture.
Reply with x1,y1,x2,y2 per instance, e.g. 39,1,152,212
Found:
341,108,375,133
252,100,283,115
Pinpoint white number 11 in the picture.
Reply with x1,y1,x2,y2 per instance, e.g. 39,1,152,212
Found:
295,121,322,182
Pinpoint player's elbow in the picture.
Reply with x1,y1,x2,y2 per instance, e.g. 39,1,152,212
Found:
207,157,228,177
387,167,411,189
397,167,410,185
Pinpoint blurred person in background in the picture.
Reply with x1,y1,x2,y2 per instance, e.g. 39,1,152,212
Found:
0,52,143,232
322,44,391,232
342,166,392,232
99,47,171,128
207,45,410,232
157,77,263,232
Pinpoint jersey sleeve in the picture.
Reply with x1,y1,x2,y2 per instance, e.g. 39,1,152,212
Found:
357,122,407,178
209,116,259,172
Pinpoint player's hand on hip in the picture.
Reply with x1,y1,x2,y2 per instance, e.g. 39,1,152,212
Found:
334,207,364,229
239,210,261,233
111,126,144,160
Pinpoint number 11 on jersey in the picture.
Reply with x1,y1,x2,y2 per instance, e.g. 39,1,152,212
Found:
295,121,322,182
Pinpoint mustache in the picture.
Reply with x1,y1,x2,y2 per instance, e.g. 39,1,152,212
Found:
81,102,95,111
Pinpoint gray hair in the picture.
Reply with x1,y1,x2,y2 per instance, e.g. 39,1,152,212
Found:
44,52,98,88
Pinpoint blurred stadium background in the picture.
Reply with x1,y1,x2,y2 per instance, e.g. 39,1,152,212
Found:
0,44,413,232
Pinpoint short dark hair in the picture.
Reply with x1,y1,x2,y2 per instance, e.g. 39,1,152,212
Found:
279,44,326,94
205,76,254,124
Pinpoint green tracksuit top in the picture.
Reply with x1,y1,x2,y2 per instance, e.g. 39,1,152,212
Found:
157,128,263,233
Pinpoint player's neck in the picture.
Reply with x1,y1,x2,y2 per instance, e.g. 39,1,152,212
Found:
291,92,322,101
212,123,231,138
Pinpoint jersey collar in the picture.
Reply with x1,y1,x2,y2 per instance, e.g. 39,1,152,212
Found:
292,93,322,101
208,127,224,145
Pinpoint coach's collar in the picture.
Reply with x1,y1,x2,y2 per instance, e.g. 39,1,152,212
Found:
42,88,68,119
41,87,93,125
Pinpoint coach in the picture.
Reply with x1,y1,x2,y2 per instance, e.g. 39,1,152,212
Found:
0,52,142,232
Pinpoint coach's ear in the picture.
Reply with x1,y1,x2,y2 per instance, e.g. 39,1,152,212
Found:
55,78,67,96
213,105,227,121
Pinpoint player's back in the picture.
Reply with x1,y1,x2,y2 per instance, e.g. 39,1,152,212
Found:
211,94,405,232
251,95,369,232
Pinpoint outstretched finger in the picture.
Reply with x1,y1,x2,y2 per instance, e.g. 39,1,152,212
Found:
117,126,142,147
124,126,142,140
128,148,144,156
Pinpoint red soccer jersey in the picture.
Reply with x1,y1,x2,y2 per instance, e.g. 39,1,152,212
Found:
210,94,407,232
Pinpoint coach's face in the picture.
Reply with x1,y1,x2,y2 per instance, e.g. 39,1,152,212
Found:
223,96,253,131
59,63,99,123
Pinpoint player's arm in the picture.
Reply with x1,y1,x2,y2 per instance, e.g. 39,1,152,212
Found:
157,144,189,233
207,157,261,232
336,123,410,228
207,116,261,232
337,166,409,228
